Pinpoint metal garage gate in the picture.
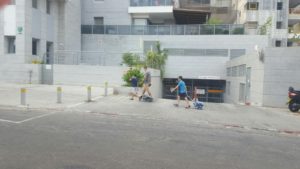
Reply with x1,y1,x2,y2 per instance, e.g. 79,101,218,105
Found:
163,78,226,103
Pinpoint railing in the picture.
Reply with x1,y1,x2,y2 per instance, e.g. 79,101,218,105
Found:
130,0,173,6
54,51,144,66
81,24,245,35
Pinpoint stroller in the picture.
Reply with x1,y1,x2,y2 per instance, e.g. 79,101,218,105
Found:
193,99,204,110
139,95,154,102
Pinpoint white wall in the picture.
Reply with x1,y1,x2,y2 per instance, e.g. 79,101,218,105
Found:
3,5,16,36
53,65,162,98
81,0,131,25
81,35,269,79
32,9,41,39
263,47,300,108
0,64,42,84
225,53,265,106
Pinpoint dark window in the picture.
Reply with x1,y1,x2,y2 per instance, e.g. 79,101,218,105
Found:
276,22,282,29
6,36,16,54
277,2,283,10
275,40,281,47
32,39,39,55
94,17,104,25
246,2,259,10
46,0,51,14
32,0,38,9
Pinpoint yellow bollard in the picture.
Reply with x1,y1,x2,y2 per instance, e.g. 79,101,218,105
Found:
87,86,92,102
57,87,62,104
104,82,108,97
20,88,27,106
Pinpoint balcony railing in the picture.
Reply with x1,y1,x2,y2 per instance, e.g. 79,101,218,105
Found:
81,24,245,35
130,0,173,6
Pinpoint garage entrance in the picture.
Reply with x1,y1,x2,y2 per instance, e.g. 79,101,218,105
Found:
163,78,226,103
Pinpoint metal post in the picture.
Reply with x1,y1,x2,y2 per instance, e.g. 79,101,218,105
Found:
87,86,92,102
20,88,26,106
104,82,108,97
57,87,62,104
213,25,216,35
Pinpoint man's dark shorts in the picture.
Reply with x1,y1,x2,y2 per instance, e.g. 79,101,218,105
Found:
178,93,187,99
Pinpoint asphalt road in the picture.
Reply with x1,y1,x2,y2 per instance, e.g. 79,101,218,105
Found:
0,107,300,169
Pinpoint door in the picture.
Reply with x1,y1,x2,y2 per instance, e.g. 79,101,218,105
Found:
245,67,251,103
239,83,246,103
46,42,53,64
41,65,53,85
42,42,54,85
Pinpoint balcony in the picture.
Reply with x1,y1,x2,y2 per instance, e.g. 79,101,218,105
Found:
289,8,300,21
288,33,300,47
81,24,245,35
128,0,174,20
130,0,173,6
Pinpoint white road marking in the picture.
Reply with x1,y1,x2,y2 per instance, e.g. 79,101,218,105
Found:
16,112,57,124
0,119,19,124
67,96,104,109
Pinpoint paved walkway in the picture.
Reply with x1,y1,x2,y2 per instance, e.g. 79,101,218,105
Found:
0,83,300,137
74,95,300,137
0,83,113,110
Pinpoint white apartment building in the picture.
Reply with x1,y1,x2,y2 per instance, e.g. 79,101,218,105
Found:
0,0,299,107
0,0,81,65
232,0,299,47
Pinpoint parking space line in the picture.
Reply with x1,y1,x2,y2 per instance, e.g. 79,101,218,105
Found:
67,96,104,109
0,118,19,124
0,112,57,124
16,112,57,124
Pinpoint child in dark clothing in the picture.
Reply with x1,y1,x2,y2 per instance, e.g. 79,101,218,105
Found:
130,76,139,100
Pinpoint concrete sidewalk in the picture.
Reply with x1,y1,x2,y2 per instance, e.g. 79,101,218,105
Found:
0,83,114,110
73,95,300,136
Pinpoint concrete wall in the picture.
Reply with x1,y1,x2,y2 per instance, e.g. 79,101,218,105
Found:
53,65,162,98
225,53,265,106
0,64,42,84
0,8,4,63
82,35,269,79
263,47,300,108
81,0,131,25
63,0,81,51
226,47,300,108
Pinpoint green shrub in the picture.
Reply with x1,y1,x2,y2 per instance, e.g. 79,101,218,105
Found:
122,53,142,67
145,42,168,78
122,68,144,87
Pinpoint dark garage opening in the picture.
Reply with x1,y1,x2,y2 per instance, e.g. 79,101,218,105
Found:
163,78,226,103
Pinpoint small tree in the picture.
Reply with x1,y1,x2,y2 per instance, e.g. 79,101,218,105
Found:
122,53,142,67
259,17,272,35
206,17,223,25
145,42,168,77
122,68,144,87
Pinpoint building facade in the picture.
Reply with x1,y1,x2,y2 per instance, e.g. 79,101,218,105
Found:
0,0,299,107
0,0,81,65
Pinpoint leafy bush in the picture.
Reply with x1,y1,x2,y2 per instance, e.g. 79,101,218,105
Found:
145,42,168,77
122,53,143,67
31,59,43,64
122,68,144,87
206,18,223,25
259,17,272,35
